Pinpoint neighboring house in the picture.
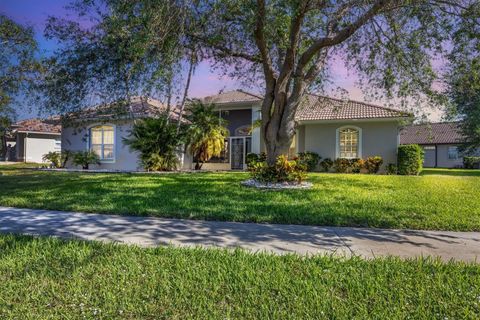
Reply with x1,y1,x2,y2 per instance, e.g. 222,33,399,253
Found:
12,118,61,163
62,91,411,171
400,122,480,168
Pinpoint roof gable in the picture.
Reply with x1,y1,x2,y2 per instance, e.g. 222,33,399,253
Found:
295,95,411,121
201,90,262,105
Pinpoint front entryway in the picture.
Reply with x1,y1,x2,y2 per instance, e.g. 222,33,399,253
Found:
230,136,251,170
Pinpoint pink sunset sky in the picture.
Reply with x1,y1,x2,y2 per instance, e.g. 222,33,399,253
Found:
2,0,443,121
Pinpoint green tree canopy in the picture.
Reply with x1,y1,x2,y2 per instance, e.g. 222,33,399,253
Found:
0,14,38,158
189,0,478,163
446,5,480,154
38,0,193,117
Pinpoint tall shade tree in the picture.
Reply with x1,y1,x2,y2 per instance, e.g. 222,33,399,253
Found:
0,15,38,158
191,0,478,164
185,101,229,170
446,5,480,154
38,0,194,119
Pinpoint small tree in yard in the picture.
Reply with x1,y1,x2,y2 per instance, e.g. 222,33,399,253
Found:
185,102,229,170
123,116,184,171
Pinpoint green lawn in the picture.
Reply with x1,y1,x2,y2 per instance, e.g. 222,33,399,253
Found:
0,234,479,319
0,165,479,231
421,168,480,177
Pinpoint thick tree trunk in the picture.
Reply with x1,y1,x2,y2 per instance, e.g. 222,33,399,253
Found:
262,96,299,165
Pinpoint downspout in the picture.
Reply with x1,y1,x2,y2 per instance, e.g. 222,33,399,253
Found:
435,144,438,168
24,133,28,163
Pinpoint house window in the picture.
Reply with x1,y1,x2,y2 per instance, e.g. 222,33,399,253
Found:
54,139,61,151
448,146,459,160
338,127,360,159
89,125,115,161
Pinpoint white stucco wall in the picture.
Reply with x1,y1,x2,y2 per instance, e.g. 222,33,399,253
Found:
62,120,141,171
16,132,61,163
300,120,400,170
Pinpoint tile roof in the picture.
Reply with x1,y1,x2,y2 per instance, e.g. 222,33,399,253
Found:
400,122,465,145
202,90,410,121
201,90,263,104
65,97,181,122
295,95,411,121
13,118,61,134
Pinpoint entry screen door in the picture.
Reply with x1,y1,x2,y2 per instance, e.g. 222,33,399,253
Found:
231,138,245,170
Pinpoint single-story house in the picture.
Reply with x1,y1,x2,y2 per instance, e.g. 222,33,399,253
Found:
12,118,62,163
62,90,412,171
400,122,480,168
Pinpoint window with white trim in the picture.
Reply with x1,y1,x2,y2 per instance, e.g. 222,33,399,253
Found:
339,128,359,158
89,125,114,160
448,146,459,160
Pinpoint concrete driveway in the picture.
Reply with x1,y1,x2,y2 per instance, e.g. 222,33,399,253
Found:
0,206,479,262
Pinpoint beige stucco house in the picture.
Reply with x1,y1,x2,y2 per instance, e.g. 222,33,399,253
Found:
61,90,411,171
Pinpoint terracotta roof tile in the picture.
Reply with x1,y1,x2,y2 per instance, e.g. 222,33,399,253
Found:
295,95,411,121
201,90,262,104
14,118,61,134
400,122,465,145
202,90,410,121
65,97,182,122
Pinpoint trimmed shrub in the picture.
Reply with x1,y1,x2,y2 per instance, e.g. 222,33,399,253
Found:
351,159,365,173
463,156,480,169
73,151,100,170
334,158,352,173
397,144,424,175
249,155,307,183
320,158,333,172
386,163,398,175
297,151,321,172
42,151,61,168
364,156,384,174
246,152,267,169
246,153,259,169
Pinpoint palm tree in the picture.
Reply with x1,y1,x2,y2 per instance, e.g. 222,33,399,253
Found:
186,101,229,170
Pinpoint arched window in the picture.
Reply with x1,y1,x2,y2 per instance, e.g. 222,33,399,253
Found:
337,127,361,159
89,125,115,161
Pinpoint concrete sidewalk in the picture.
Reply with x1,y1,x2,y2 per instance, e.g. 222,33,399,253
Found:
0,206,479,262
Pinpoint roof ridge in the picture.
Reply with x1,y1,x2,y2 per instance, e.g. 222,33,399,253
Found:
405,121,461,127
306,93,410,115
235,89,263,100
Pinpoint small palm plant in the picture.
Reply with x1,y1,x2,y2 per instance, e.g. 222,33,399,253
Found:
185,101,229,170
123,115,184,171
73,151,100,170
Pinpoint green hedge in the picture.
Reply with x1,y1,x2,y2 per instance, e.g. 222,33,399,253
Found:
397,144,424,175
463,156,480,169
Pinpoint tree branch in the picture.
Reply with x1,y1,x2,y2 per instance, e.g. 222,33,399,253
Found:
297,0,389,73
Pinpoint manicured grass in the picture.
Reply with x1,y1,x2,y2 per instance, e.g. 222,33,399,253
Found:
0,234,479,319
0,166,480,231
421,168,480,177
